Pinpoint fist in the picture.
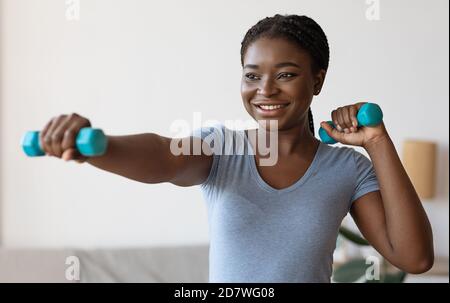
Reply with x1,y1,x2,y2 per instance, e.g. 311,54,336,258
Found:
320,102,388,148
40,113,91,163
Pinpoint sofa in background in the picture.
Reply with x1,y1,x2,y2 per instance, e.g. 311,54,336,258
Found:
0,244,209,283
0,245,447,283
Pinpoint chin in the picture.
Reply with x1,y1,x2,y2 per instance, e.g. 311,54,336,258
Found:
255,118,284,131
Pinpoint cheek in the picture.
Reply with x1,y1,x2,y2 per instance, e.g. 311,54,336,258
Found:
288,79,312,95
241,86,256,116
240,82,251,98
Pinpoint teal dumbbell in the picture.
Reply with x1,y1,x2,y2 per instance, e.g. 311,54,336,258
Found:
319,103,383,144
21,127,108,157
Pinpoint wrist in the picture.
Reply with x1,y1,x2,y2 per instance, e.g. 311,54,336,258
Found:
363,134,392,153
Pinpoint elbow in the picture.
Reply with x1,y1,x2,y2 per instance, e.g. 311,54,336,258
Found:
392,236,435,274
413,255,435,274
402,255,434,274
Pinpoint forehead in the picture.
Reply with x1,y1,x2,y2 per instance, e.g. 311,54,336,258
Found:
243,37,311,67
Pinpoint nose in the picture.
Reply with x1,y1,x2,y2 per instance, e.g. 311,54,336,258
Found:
257,77,279,97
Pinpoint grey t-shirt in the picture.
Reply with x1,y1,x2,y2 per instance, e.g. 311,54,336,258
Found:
191,124,380,283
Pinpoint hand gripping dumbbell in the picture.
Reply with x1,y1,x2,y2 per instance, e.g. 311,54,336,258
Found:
21,127,108,157
318,103,383,144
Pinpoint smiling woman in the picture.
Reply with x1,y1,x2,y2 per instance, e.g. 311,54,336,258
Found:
21,11,434,283
187,14,433,282
240,15,328,133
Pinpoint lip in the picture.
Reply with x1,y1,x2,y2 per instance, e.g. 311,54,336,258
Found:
252,102,290,116
252,100,290,106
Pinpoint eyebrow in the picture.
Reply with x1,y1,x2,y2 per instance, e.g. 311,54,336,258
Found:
243,62,301,69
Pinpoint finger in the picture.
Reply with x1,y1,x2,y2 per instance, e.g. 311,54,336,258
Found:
61,118,91,152
341,106,353,132
336,107,346,132
331,110,341,131
51,116,74,157
62,148,76,161
40,118,55,153
62,148,88,163
343,107,353,129
349,106,358,132
43,115,66,156
61,127,76,152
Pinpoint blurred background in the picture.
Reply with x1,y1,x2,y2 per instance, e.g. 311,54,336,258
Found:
0,0,448,282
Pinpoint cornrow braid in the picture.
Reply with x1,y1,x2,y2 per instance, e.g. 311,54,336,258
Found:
308,107,314,135
240,14,329,136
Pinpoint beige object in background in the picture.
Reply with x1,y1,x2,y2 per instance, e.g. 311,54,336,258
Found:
402,140,437,200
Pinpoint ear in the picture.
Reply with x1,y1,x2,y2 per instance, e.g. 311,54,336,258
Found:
313,69,327,95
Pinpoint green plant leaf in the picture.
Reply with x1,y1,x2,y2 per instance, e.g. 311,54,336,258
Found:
333,258,368,282
339,226,370,246
382,271,407,283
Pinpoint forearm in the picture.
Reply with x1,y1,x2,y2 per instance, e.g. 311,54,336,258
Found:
365,135,434,265
86,133,175,184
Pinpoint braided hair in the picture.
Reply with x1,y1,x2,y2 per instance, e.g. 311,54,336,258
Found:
240,14,330,135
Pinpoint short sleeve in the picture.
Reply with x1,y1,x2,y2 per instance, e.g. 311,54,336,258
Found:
350,150,380,204
189,124,224,188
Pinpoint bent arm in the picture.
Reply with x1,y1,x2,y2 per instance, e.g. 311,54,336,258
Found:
351,135,434,274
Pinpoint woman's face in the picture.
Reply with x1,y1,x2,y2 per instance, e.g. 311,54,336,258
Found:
241,37,325,131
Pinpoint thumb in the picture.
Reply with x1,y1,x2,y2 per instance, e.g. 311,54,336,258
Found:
320,121,344,142
62,148,88,163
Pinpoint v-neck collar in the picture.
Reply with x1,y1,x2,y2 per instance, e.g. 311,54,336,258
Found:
244,129,323,194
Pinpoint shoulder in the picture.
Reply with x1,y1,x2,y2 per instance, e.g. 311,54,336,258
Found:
319,143,375,181
190,122,226,140
319,143,374,172
319,143,357,165
191,123,243,156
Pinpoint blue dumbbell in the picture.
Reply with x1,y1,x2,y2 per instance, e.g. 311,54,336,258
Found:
319,103,383,144
21,127,108,157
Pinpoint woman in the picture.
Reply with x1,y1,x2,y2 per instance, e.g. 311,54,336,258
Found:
39,14,433,283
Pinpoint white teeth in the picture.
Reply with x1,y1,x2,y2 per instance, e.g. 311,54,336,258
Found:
259,104,286,110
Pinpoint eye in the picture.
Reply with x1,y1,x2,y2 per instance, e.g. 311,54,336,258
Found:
244,73,260,81
278,73,296,79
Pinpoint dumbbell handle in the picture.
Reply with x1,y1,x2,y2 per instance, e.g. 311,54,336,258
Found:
21,127,108,157
319,103,383,144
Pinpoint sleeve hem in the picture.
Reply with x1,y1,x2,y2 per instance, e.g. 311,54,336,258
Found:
200,153,219,188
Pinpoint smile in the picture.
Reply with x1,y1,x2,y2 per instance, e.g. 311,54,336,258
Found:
253,103,289,115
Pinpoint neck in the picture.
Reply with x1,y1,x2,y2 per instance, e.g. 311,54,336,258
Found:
277,124,317,156
254,119,320,157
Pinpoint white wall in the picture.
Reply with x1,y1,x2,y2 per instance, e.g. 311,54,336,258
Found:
1,0,448,257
